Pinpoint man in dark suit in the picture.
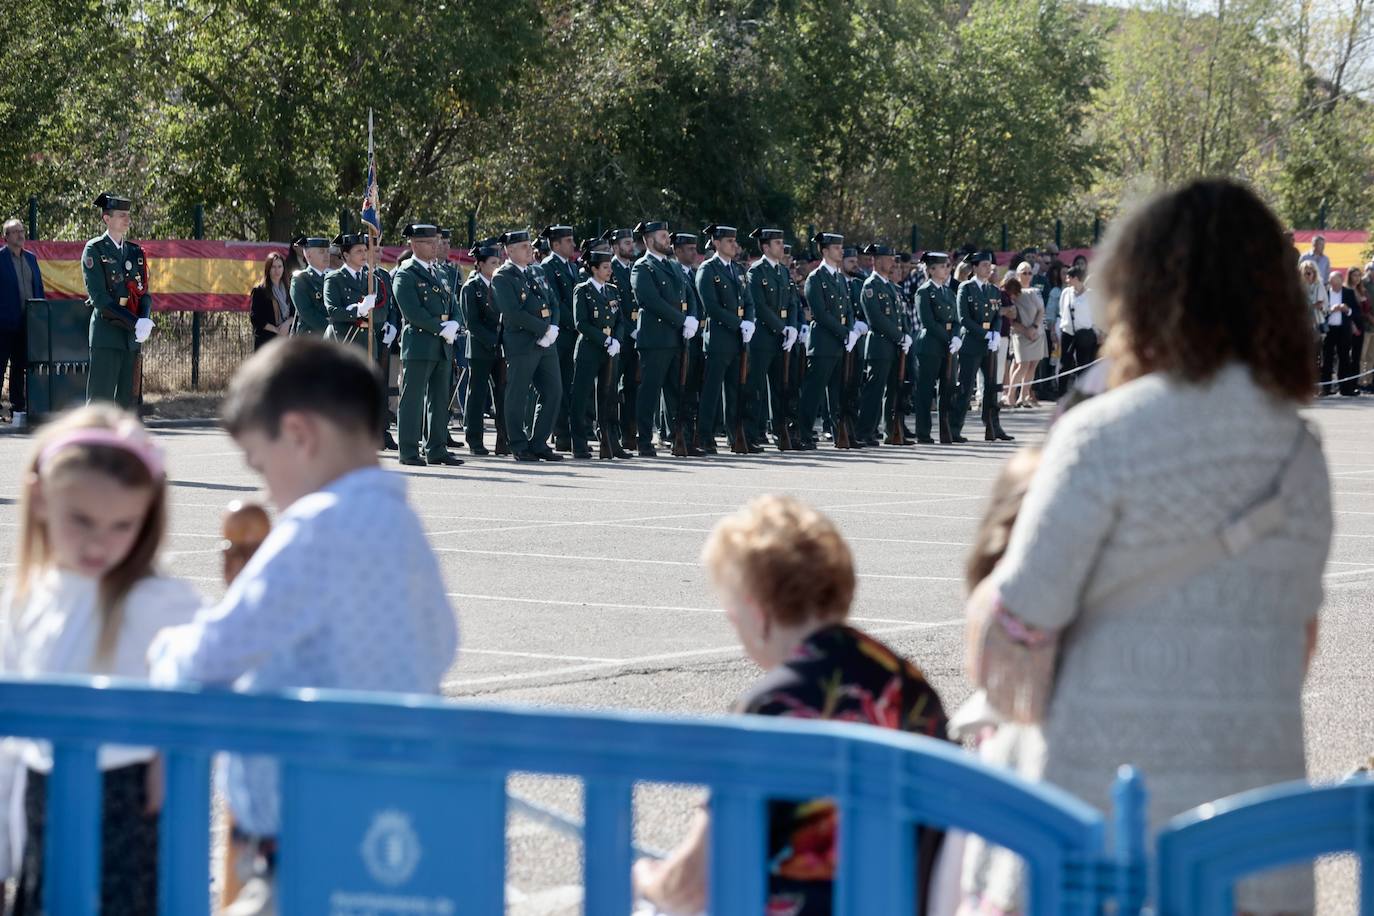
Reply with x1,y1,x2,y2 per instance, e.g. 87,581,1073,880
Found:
1,219,43,428
1321,269,1361,397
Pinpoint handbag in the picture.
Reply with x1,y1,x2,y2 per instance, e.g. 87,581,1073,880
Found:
967,421,1316,725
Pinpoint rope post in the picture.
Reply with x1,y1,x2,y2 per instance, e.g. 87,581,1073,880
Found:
1054,218,1063,250
27,196,38,240
910,224,919,253
191,204,205,391
1000,223,1008,253
467,210,476,248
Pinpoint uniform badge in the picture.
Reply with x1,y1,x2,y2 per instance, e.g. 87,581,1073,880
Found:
864,288,873,299
84,256,93,268
540,308,550,318
125,260,132,271
780,309,787,318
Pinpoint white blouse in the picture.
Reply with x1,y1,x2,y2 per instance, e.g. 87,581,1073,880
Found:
0,568,204,772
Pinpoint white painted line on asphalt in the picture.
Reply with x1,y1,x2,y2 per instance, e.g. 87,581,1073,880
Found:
609,523,975,548
443,620,962,691
462,648,622,663
434,547,963,582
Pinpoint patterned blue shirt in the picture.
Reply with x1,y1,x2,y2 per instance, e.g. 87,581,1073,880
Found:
149,467,459,835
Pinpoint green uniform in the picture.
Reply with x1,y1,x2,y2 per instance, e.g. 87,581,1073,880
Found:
323,264,397,361
631,252,694,450
541,253,579,444
612,257,638,448
797,264,854,444
290,266,329,335
568,278,626,454
82,233,150,407
856,272,907,442
493,262,560,457
915,280,959,442
459,272,500,450
695,254,752,449
394,258,456,462
951,278,1000,439
744,256,797,446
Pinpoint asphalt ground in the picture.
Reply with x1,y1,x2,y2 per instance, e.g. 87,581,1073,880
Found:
0,395,1369,914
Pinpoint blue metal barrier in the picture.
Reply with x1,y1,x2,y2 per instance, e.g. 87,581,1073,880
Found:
1157,775,1374,915
0,677,1147,915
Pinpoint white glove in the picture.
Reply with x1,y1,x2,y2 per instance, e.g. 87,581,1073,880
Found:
854,320,869,336
607,338,622,358
348,293,378,317
900,334,912,353
439,320,460,344
382,323,398,346
740,319,756,344
548,324,560,344
949,336,963,355
631,328,639,342
782,326,798,351
844,330,859,353
683,316,700,339
134,317,154,343
989,331,1002,350
536,328,553,348
799,324,811,345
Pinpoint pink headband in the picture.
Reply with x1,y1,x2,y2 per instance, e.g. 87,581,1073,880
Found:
37,426,166,480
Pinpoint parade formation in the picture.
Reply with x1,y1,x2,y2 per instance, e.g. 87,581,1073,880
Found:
80,193,1052,461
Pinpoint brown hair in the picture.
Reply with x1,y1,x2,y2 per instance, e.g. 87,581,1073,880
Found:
223,337,383,439
1097,179,1316,401
1000,275,1022,297
256,251,287,290
16,405,167,663
966,448,1042,591
701,495,855,627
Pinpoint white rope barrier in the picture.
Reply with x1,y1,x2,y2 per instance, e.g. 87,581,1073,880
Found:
1319,366,1374,388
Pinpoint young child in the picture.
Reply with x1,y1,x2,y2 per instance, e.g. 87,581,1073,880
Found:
0,404,203,915
147,338,460,914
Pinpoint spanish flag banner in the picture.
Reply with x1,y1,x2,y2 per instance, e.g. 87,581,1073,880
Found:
26,240,472,312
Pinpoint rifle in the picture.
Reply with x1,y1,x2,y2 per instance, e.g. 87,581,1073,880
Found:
835,349,853,449
493,354,510,455
672,336,690,457
887,346,907,445
777,346,794,451
939,340,955,442
621,344,639,444
730,337,750,454
599,351,615,460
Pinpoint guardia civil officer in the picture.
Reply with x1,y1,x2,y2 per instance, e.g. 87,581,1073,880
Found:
539,225,579,450
603,227,639,449
631,221,699,457
951,250,1012,442
289,236,331,336
493,230,563,461
695,224,756,454
913,252,960,444
393,224,463,466
855,244,911,445
83,193,154,407
796,232,858,449
745,228,800,450
569,246,632,459
459,239,503,454
670,232,707,452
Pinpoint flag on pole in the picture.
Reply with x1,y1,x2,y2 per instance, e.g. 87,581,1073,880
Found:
360,108,381,236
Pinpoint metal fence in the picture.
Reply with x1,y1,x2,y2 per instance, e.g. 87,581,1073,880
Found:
141,311,252,395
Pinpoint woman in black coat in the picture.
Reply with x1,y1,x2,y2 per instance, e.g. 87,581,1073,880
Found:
250,252,294,349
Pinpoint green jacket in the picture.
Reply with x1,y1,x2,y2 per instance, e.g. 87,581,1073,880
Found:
541,254,578,331
492,261,554,358
459,273,500,360
956,279,1000,358
573,278,625,361
859,273,905,362
290,267,328,335
82,233,150,352
394,258,454,363
847,274,864,312
323,265,391,348
631,253,692,351
696,255,752,355
916,280,959,355
611,258,635,340
746,257,792,350
803,264,854,359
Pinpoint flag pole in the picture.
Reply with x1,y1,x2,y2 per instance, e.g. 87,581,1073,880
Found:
365,108,378,361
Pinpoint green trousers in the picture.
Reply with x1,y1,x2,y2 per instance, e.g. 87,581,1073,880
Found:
914,347,952,441
87,346,135,408
399,357,450,461
698,348,742,446
635,347,680,449
569,347,617,452
857,355,893,441
505,347,561,455
797,354,842,441
464,355,496,448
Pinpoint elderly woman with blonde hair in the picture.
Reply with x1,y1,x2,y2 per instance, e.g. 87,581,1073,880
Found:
634,495,950,916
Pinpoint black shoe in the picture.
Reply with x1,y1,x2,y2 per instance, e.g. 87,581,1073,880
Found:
638,444,658,458
430,453,465,467
447,433,462,448
686,446,707,457
554,436,572,452
996,429,1015,441
985,429,996,441
902,425,917,438
747,443,765,454
572,450,592,460
398,456,426,467
613,448,634,459
513,450,541,462
864,438,881,448
952,436,969,444
382,430,398,451
802,437,818,450
534,449,565,461
467,443,491,456
701,439,719,455
916,436,935,445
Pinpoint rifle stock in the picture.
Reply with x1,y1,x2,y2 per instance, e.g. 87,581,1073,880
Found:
494,355,510,455
731,341,749,454
599,354,614,459
672,337,690,457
